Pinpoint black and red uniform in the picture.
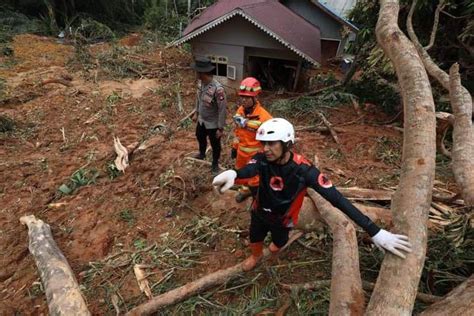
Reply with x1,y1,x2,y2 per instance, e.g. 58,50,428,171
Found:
235,152,381,247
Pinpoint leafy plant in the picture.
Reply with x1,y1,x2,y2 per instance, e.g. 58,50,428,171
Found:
133,238,147,250
119,209,135,225
58,168,100,195
375,136,401,166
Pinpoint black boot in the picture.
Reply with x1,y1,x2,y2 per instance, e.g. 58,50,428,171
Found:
211,163,219,175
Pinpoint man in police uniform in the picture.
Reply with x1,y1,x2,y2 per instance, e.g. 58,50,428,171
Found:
191,57,227,174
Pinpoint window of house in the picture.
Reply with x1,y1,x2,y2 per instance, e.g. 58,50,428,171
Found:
207,55,228,77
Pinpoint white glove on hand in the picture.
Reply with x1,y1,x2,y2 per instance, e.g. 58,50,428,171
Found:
233,115,248,128
212,170,237,193
372,229,412,259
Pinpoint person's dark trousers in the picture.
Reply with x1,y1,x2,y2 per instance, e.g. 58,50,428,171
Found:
195,122,221,166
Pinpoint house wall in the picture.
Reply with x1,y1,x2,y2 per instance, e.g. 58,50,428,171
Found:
281,0,342,40
190,15,303,89
194,15,294,50
191,41,245,90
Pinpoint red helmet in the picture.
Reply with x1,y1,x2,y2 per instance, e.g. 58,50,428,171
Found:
238,77,262,97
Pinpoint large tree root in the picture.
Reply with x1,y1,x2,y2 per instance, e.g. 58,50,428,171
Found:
126,232,303,315
307,188,365,315
20,215,91,316
420,275,474,315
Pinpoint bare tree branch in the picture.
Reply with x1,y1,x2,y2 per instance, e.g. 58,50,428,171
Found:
425,0,446,51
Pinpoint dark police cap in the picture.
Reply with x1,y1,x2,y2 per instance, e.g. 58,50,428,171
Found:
190,57,215,72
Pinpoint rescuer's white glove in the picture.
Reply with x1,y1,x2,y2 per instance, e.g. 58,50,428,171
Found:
372,229,412,259
212,170,237,193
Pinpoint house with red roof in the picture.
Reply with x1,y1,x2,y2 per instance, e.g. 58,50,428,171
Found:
172,0,358,91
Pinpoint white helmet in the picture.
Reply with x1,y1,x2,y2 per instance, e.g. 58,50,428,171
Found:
256,118,295,144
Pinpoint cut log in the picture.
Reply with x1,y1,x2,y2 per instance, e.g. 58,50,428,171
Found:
126,232,303,316
20,215,91,315
420,275,474,315
367,0,437,314
307,188,365,315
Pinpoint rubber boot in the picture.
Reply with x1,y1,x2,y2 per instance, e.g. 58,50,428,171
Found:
242,242,264,271
269,242,280,254
267,242,281,263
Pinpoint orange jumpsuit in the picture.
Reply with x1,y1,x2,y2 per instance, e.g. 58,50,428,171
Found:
233,101,272,188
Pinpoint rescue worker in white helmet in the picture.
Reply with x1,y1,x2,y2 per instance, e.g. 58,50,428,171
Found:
213,118,412,271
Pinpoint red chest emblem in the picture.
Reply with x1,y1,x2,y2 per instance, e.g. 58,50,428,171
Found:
318,173,333,189
270,176,284,191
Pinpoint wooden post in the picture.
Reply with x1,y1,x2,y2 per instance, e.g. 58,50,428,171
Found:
293,60,302,91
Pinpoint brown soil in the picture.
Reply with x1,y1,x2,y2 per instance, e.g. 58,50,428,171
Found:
0,34,453,314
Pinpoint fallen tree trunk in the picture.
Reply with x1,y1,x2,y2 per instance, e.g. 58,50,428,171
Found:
126,232,303,316
337,187,393,201
366,1,436,315
20,215,91,316
420,275,474,315
297,198,394,232
307,188,365,316
449,64,474,206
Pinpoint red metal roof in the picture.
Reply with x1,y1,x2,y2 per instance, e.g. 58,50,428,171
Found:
179,0,321,64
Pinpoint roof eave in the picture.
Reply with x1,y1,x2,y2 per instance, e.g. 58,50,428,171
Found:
170,9,321,66
309,0,359,32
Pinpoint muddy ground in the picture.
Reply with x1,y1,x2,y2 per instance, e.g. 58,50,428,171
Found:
0,34,458,314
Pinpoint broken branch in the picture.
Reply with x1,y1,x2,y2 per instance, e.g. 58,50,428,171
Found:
126,232,303,315
318,112,340,144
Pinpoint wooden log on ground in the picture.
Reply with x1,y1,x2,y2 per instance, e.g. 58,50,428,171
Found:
307,188,365,315
126,232,303,316
337,187,393,201
20,215,91,316
420,275,474,315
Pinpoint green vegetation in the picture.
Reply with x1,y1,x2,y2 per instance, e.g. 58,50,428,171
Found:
58,168,100,195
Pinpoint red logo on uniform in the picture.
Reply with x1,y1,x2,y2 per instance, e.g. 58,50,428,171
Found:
318,173,333,189
258,128,265,135
270,176,284,191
